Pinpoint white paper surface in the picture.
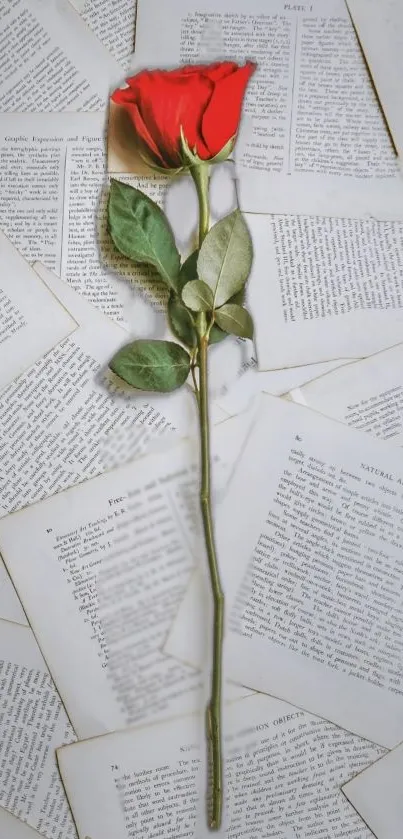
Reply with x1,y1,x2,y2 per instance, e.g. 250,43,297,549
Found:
0,620,76,838
0,0,122,111
167,393,403,748
292,342,403,445
347,0,403,159
58,693,383,839
0,232,76,390
132,0,403,214
343,740,403,839
0,808,43,839
247,213,403,368
0,558,27,625
215,352,352,412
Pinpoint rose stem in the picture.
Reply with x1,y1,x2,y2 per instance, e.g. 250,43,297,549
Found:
191,163,224,831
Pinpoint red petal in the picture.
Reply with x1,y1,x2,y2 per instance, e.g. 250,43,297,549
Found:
201,62,256,155
203,62,239,82
117,100,168,167
131,72,214,163
111,86,136,105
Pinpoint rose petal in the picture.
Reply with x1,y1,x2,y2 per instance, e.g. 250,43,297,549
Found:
202,62,239,82
111,86,137,105
201,61,256,155
117,100,168,167
132,72,214,163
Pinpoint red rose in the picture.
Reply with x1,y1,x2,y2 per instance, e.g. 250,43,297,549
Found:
111,61,256,169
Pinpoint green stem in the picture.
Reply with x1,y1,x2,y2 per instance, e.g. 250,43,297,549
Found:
190,164,210,245
190,164,224,830
197,319,224,832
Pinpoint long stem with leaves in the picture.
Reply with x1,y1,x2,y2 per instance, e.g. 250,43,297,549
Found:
108,165,253,833
190,164,224,831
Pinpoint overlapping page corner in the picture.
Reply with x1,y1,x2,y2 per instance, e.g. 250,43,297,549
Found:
1,0,403,836
343,740,403,839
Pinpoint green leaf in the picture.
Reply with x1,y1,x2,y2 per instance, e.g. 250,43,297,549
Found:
108,179,181,292
178,250,199,291
214,304,254,339
168,293,196,349
197,210,253,307
109,339,190,392
208,288,244,344
208,323,227,345
182,280,214,312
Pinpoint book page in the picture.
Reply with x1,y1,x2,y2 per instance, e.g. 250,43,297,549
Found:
58,692,383,839
347,0,403,160
0,262,196,519
0,558,27,625
0,112,171,327
215,353,352,414
167,393,403,748
0,619,76,839
0,232,76,390
248,213,403,368
0,415,253,740
131,0,403,215
343,740,403,839
69,0,136,69
0,808,44,839
0,0,122,112
292,343,403,445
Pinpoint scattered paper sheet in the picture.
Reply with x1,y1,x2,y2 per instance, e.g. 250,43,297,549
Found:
347,0,403,160
69,0,136,69
247,213,403,368
166,393,403,748
0,111,168,327
238,170,403,216
131,0,403,215
0,620,76,839
343,740,403,839
215,352,352,413
0,0,122,111
0,808,43,839
292,343,403,445
0,232,76,390
0,262,197,519
58,692,383,839
0,413,254,740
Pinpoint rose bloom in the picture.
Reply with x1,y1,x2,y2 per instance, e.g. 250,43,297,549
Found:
111,61,256,169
